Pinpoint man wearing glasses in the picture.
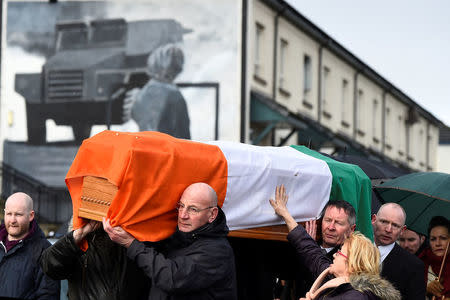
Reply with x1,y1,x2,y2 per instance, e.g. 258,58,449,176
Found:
103,182,237,300
372,203,425,300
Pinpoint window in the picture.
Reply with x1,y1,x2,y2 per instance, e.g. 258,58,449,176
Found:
279,39,288,89
385,107,391,148
341,79,349,124
303,55,312,94
397,115,404,154
321,66,330,112
254,23,264,76
356,89,364,134
417,128,424,165
372,99,378,138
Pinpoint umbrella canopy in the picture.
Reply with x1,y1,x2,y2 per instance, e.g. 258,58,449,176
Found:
374,172,450,236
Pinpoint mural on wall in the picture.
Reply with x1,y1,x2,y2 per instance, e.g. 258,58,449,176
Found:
0,0,240,223
2,0,240,143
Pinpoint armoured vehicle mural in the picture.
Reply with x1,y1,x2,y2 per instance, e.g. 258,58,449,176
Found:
15,18,191,144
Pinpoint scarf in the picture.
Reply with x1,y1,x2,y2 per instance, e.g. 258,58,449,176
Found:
419,246,450,297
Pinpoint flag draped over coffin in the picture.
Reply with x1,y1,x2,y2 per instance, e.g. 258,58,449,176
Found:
66,131,373,242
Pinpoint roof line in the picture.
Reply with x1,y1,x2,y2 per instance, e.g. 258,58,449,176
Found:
260,0,443,125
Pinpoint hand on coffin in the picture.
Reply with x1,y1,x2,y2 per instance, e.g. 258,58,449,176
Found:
102,218,135,248
73,220,101,245
305,219,317,241
269,185,299,233
269,184,290,218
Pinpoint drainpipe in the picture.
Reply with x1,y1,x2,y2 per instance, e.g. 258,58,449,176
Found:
353,70,360,139
405,119,410,163
240,0,248,143
426,122,430,170
317,45,324,123
272,7,286,100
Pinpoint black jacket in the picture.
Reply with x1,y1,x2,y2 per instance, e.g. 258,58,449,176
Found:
40,228,150,300
127,208,237,300
0,220,60,299
381,243,426,300
293,243,338,298
287,225,400,300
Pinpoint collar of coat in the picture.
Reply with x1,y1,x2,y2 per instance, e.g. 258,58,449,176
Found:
308,267,401,300
169,207,229,248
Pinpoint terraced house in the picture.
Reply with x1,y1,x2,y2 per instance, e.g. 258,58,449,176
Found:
246,0,442,172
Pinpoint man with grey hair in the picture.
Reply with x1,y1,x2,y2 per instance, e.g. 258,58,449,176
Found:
103,182,237,299
0,192,60,299
285,200,357,299
372,203,425,299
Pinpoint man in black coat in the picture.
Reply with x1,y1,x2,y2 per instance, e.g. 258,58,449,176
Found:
0,192,60,299
103,182,237,300
40,220,150,300
372,203,426,299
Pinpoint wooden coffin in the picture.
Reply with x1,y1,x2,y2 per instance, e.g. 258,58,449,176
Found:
77,175,322,243
228,220,322,242
78,176,118,221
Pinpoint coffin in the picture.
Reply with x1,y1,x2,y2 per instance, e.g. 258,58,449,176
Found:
79,176,118,221
66,131,372,243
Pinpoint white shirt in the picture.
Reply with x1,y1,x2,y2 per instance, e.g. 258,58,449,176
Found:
321,246,334,253
378,242,395,263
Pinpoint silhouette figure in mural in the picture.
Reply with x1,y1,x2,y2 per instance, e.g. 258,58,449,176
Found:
123,43,191,139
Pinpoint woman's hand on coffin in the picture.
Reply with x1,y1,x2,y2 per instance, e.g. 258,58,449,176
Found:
73,220,101,245
102,218,135,248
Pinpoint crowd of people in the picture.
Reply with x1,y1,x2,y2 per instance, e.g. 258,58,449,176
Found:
0,183,449,299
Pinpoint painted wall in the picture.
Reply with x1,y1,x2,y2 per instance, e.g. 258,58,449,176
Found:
1,0,241,147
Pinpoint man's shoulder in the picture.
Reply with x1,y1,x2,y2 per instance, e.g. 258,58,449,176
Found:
193,236,234,255
28,226,52,250
388,243,423,267
197,235,232,247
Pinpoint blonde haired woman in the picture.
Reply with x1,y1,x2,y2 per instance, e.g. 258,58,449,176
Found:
270,185,400,300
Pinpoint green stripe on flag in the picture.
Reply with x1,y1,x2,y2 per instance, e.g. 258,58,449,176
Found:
291,145,373,240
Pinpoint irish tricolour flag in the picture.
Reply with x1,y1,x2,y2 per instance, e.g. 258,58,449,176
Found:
66,131,373,242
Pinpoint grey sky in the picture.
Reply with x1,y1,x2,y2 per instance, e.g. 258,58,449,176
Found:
285,0,450,126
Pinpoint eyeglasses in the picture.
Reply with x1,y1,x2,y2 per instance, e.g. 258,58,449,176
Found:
336,250,348,259
176,202,214,215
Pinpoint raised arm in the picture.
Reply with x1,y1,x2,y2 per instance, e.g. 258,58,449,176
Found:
269,185,331,278
269,184,298,232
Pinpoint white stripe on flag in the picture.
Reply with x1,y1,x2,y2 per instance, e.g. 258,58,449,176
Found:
208,141,332,230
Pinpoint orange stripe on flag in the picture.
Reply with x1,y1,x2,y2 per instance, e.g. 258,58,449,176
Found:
66,131,228,246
